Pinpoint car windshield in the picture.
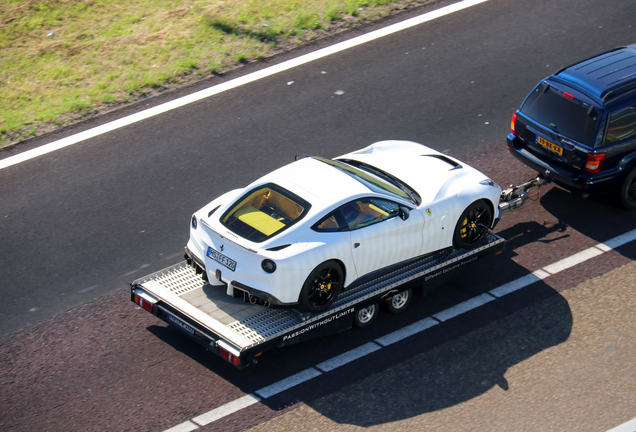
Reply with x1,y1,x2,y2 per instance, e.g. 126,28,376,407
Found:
337,158,422,205
314,157,418,205
521,82,599,146
220,183,310,242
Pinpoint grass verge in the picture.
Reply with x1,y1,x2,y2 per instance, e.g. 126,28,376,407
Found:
1,0,431,148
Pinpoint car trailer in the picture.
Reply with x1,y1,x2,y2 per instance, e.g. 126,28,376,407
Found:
131,177,548,368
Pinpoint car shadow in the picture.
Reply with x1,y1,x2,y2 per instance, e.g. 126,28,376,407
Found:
539,186,636,260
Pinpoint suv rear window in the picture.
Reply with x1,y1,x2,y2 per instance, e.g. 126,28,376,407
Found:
521,83,599,146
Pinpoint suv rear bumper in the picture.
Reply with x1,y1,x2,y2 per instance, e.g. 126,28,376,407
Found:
507,134,623,193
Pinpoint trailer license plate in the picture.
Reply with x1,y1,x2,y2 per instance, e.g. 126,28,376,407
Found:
537,136,563,155
168,314,195,335
207,247,237,271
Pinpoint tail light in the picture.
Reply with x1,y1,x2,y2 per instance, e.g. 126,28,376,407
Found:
219,346,241,366
510,113,517,136
584,153,605,173
134,293,155,313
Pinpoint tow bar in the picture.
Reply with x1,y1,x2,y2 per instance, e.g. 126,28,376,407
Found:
499,174,550,214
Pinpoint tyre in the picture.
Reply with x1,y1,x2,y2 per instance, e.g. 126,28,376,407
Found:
298,260,343,313
453,200,493,249
619,167,636,210
353,303,378,328
385,288,412,314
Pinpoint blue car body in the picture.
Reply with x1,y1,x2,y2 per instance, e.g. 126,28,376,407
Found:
507,44,636,208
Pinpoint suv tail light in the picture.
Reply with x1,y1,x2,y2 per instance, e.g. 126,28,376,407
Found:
584,153,605,173
510,113,517,136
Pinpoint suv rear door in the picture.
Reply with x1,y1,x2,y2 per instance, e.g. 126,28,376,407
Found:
516,81,601,171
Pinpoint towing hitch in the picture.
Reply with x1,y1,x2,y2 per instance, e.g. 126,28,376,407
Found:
499,175,550,214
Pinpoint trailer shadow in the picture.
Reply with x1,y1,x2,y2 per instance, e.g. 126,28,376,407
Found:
295,281,572,426
143,227,577,429
145,273,573,429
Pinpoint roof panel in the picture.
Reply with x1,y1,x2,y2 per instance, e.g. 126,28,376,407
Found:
555,45,636,102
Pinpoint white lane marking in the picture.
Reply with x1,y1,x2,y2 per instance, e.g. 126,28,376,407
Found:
255,368,322,399
605,417,636,432
433,292,496,322
489,269,550,298
375,317,439,346
597,228,636,251
192,394,261,426
0,0,488,171
163,420,199,432
163,226,636,431
316,342,382,372
542,246,604,275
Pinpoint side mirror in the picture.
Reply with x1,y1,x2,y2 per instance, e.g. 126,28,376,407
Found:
399,206,410,221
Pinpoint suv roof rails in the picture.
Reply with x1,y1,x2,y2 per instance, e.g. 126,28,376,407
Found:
552,45,636,105
554,46,624,75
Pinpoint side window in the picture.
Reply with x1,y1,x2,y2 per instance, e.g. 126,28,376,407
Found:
342,198,400,230
313,211,348,232
605,105,636,144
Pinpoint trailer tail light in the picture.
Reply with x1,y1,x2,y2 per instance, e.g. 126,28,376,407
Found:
134,293,155,313
219,346,240,366
584,153,605,173
510,112,517,136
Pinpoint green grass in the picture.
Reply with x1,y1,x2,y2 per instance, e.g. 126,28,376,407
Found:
0,0,420,147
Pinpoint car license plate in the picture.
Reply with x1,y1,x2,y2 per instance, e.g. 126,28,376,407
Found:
168,314,195,335
207,246,237,271
537,136,563,155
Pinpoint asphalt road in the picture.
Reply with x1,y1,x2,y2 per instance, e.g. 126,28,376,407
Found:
1,0,636,430
2,0,635,338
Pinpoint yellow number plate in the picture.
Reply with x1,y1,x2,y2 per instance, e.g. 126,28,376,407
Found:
537,136,563,155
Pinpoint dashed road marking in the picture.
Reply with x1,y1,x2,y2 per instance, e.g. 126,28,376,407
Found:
605,417,636,432
316,342,382,372
192,394,261,426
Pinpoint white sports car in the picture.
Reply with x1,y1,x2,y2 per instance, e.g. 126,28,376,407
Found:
185,141,502,313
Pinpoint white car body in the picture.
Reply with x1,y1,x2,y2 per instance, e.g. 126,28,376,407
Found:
186,140,501,309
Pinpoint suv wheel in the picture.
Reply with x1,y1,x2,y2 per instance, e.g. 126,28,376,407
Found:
620,166,636,210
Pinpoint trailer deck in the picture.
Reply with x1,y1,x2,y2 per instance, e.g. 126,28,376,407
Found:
132,232,505,367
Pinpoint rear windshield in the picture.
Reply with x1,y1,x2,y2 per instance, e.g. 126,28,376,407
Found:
220,183,310,242
521,82,599,146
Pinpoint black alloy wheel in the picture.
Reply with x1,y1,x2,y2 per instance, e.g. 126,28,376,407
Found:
298,260,343,313
453,200,493,249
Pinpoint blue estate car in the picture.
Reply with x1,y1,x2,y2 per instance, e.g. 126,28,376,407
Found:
508,44,636,209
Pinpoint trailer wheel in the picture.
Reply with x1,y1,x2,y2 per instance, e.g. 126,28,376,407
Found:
453,200,492,249
353,303,378,328
385,288,412,314
298,260,343,313
619,166,636,209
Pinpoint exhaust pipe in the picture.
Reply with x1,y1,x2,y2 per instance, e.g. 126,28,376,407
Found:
249,294,270,308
